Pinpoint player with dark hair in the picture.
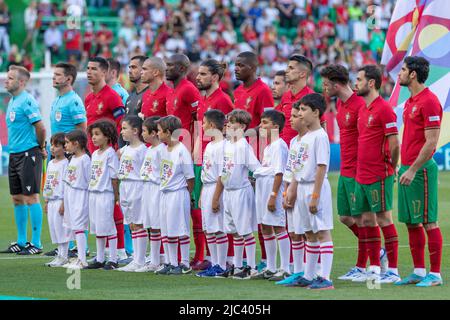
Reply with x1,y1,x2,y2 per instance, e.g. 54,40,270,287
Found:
271,70,287,108
106,58,129,106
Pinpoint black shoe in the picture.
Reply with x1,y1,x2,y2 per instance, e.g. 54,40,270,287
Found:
1,242,24,253
86,261,105,269
232,266,254,280
44,248,58,257
17,242,43,255
68,248,78,258
103,261,119,270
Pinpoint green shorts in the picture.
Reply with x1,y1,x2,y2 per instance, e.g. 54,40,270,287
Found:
192,165,203,209
337,176,358,216
355,175,394,213
398,159,438,224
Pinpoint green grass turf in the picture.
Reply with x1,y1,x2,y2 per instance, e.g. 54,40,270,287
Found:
0,173,449,300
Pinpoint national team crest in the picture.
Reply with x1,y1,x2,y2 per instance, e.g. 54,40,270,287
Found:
55,111,62,122
97,103,104,115
345,112,351,124
152,100,159,111
9,111,16,122
174,98,178,110
245,97,252,109
367,114,374,127
409,105,417,119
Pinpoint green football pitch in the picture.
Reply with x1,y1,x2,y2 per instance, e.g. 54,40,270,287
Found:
0,173,449,300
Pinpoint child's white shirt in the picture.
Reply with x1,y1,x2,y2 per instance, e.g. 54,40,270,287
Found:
160,142,194,192
118,144,147,181
284,135,302,184
253,138,288,178
64,154,91,190
43,158,68,200
220,138,261,190
140,143,165,184
294,128,330,183
89,147,119,192
201,139,225,184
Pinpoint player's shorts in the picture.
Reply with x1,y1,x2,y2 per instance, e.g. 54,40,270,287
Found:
355,175,394,213
64,185,89,231
293,179,333,234
120,180,144,225
8,147,42,195
286,208,294,233
192,165,202,209
223,185,258,236
337,175,359,216
398,159,438,224
47,199,73,244
160,188,191,237
255,176,286,227
142,181,161,229
89,191,116,236
200,183,224,233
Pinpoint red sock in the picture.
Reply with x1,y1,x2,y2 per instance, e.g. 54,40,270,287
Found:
227,234,234,257
356,226,369,269
178,240,181,264
191,209,205,262
288,235,293,264
381,224,399,268
426,227,443,273
366,226,381,267
205,234,211,258
407,226,426,268
348,223,359,237
160,242,165,254
114,204,125,249
258,224,266,260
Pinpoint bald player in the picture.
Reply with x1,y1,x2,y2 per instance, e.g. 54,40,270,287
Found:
125,55,149,117
140,57,172,119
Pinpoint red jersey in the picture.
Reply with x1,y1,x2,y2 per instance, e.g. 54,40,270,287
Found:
197,88,234,122
401,88,442,166
141,82,172,118
356,96,398,184
234,78,274,129
336,93,365,178
85,85,125,153
166,78,202,132
276,86,315,145
64,30,81,51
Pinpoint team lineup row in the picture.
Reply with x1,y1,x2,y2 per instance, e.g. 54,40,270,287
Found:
3,52,443,289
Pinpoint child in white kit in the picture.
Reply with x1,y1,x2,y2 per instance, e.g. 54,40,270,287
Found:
117,115,147,272
155,116,195,276
43,133,72,267
252,110,290,281
213,109,261,280
63,129,91,269
196,109,228,278
135,116,166,273
287,93,334,290
86,120,120,270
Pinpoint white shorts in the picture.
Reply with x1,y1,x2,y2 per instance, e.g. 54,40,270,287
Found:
89,191,116,237
286,208,294,233
142,181,161,229
201,183,224,234
120,180,144,225
293,179,333,234
64,186,89,231
223,185,257,236
47,199,73,244
255,176,286,227
159,188,190,237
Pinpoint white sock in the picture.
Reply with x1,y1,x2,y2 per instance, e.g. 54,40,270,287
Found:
263,233,277,272
162,236,169,264
75,231,87,264
96,237,107,263
276,231,290,272
135,229,148,266
429,272,442,278
304,241,320,280
150,231,162,266
206,235,217,266
320,241,334,280
414,268,427,277
233,236,244,268
58,242,69,260
108,234,118,263
292,240,305,273
179,235,190,266
216,232,228,270
167,238,178,266
388,267,399,275
131,232,138,261
243,234,256,269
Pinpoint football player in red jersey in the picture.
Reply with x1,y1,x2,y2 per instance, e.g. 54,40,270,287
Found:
85,56,128,263
271,70,288,109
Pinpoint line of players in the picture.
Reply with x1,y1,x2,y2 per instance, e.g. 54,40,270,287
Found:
4,50,443,288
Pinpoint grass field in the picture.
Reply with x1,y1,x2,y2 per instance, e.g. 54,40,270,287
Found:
0,173,449,300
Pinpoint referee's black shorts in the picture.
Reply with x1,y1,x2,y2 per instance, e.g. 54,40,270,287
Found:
8,147,43,196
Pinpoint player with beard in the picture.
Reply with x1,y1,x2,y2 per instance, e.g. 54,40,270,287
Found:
271,70,288,109
106,58,129,106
